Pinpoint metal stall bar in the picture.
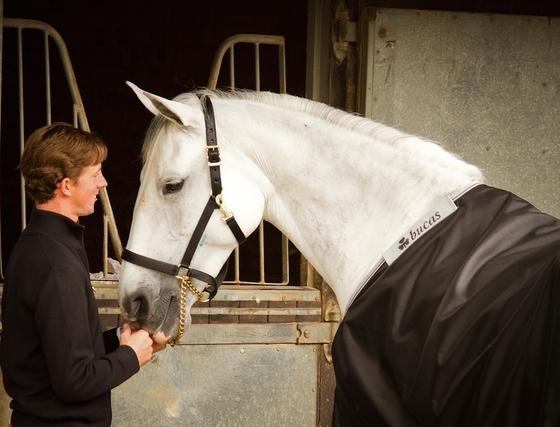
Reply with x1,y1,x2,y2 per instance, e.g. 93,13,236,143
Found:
207,34,290,286
207,34,286,93
2,18,123,278
0,0,3,279
16,26,24,231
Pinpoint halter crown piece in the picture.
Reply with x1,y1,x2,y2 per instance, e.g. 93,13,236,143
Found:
121,95,247,346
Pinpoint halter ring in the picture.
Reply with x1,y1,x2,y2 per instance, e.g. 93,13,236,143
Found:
175,274,210,303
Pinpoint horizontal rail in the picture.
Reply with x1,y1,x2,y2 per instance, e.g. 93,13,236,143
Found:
97,306,322,317
91,283,321,302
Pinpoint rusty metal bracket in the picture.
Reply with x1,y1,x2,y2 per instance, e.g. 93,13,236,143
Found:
297,322,339,345
333,0,357,63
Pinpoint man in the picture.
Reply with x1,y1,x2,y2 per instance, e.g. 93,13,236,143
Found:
0,122,165,426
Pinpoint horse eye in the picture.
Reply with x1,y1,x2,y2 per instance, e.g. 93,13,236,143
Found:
163,180,184,195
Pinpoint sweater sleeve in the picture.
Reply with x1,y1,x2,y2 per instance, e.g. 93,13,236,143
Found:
103,327,120,353
35,266,140,403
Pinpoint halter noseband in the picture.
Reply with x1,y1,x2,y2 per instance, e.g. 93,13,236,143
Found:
121,95,247,345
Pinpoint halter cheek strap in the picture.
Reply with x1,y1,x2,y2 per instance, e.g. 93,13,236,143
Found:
121,95,247,302
202,95,246,244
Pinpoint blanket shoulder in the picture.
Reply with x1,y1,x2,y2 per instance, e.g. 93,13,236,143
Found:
332,185,560,427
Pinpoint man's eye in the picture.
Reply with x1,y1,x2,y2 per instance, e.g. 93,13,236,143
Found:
163,180,184,195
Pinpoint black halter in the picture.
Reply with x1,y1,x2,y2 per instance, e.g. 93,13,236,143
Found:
121,95,247,300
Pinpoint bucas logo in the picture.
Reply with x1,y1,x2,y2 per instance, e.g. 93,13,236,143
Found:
398,237,410,250
384,195,458,266
401,211,443,250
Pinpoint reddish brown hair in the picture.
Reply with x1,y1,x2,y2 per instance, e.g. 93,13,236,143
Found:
19,122,108,204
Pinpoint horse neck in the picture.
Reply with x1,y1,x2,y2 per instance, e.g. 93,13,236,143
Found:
220,98,482,314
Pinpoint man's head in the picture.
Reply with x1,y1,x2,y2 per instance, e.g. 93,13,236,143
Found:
19,122,108,205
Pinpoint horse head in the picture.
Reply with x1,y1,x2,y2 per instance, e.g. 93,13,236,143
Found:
119,82,265,344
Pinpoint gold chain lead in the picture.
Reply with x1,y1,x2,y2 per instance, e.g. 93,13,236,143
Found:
167,276,188,347
167,275,209,346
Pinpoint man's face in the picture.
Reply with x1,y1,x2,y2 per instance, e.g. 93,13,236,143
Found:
68,163,108,217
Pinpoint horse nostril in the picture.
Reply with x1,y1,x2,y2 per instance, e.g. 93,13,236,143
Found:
127,293,150,324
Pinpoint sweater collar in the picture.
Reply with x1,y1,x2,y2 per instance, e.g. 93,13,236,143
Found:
26,208,85,242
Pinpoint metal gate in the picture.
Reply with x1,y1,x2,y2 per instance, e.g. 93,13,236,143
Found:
0,15,124,426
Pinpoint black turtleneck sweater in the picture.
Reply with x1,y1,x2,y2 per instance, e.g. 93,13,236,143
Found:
0,209,139,426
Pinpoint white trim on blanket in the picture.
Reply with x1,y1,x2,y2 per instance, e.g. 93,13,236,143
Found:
382,196,458,266
347,182,482,310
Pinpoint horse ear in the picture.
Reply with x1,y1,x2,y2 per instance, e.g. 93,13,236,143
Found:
126,81,198,128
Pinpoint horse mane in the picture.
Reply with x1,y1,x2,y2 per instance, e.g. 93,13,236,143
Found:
194,88,394,138
142,89,484,182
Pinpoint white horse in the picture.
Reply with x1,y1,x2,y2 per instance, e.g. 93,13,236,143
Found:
119,82,560,426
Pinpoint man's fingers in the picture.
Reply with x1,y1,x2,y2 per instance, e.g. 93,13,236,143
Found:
120,323,131,339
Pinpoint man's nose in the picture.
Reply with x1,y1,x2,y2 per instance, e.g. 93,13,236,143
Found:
98,173,108,188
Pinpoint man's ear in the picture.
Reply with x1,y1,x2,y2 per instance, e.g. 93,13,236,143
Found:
58,177,72,196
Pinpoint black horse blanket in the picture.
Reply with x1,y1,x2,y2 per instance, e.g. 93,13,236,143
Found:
332,185,560,427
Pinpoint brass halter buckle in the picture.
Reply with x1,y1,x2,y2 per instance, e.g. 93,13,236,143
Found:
215,193,234,222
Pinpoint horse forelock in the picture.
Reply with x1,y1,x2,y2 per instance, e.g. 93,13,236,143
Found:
141,114,173,164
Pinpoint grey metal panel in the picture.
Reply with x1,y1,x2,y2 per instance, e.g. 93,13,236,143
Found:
364,8,560,217
112,344,317,426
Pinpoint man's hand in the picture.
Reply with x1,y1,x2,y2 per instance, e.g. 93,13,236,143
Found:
151,339,167,354
119,323,154,367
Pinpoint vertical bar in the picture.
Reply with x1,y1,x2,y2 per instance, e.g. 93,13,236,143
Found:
306,0,331,104
17,27,26,231
73,103,78,127
278,43,286,94
281,234,289,284
229,45,235,90
0,0,4,279
362,8,377,118
234,246,240,282
44,32,51,124
258,221,265,283
254,43,260,91
103,214,109,278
